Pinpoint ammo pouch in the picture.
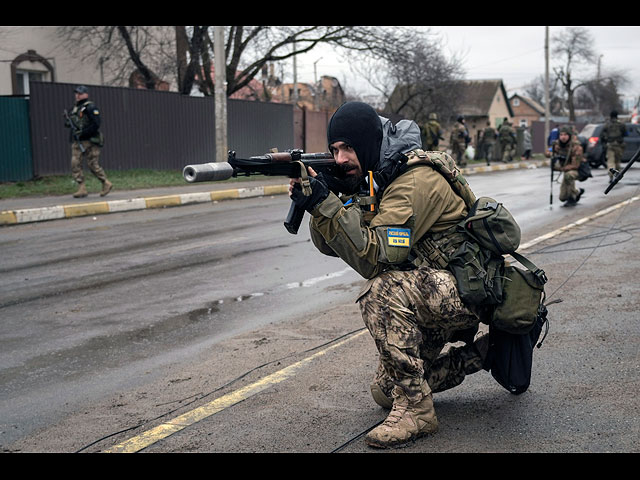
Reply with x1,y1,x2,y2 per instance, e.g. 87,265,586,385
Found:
90,132,104,147
491,258,547,334
447,241,504,306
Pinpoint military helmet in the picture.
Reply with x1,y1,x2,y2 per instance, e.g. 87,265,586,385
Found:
74,85,89,94
559,125,572,134
429,113,438,120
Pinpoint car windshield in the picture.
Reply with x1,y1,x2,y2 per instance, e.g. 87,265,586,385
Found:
579,124,599,138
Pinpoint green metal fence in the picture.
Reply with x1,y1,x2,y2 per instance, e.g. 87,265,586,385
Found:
0,97,33,182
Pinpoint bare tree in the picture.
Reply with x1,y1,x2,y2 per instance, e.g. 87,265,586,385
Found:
56,26,176,89
350,28,464,125
551,27,597,121
525,74,565,116
579,74,628,118
179,26,417,97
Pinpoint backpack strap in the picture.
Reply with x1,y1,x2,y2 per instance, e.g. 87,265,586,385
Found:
511,251,548,285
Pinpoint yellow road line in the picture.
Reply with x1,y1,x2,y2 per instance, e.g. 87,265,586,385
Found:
103,330,367,453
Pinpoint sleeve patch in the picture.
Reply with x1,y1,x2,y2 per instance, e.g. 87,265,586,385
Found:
387,227,411,247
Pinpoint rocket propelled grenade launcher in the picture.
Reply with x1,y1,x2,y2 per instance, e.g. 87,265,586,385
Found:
183,149,336,234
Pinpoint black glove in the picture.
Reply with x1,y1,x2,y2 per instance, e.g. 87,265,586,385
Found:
290,176,329,213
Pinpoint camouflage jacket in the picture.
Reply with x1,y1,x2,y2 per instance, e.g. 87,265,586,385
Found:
308,151,469,280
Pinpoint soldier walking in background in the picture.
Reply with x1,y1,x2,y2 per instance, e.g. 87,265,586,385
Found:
423,113,444,151
449,115,470,167
64,85,112,198
480,121,497,165
600,110,627,182
498,118,516,162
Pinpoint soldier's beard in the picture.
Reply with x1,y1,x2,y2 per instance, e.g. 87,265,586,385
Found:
339,172,365,195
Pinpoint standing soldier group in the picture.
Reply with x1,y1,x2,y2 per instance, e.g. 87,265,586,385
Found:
424,114,523,168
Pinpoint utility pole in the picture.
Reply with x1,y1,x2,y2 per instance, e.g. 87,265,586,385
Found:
545,26,553,208
292,41,299,104
214,26,227,162
544,26,550,151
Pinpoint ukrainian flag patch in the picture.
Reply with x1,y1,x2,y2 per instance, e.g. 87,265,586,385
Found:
387,227,411,247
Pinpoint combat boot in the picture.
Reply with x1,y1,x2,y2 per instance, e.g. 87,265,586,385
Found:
100,180,113,197
73,182,88,198
365,386,438,449
370,382,393,409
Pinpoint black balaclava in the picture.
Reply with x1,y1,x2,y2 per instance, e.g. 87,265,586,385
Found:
327,102,383,175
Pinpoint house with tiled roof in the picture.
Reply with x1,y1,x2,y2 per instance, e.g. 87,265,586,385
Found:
509,93,545,128
453,79,514,145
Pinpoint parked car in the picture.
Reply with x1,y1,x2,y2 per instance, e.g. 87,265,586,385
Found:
577,123,640,168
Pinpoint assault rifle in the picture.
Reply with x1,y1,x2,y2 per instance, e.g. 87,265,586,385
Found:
605,145,640,194
183,149,337,234
63,109,86,154
549,155,565,206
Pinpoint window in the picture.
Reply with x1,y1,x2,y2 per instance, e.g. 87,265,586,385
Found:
519,119,528,128
11,50,55,95
15,70,46,95
513,98,520,107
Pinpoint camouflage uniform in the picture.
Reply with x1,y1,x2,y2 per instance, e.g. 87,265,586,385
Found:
309,151,486,405
71,142,107,185
449,118,469,167
548,126,585,204
498,120,516,162
423,113,443,151
601,113,626,181
480,123,497,165
65,86,111,197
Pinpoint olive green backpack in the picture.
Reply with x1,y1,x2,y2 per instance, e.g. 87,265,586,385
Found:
408,150,549,335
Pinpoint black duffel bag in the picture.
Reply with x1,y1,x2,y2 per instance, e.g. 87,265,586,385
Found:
484,303,550,395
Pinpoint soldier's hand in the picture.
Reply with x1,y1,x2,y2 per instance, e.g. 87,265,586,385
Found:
289,176,329,213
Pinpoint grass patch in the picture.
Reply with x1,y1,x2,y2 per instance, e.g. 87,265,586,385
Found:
0,169,265,200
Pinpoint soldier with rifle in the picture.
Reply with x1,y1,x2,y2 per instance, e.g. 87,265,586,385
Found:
546,125,585,206
64,85,112,198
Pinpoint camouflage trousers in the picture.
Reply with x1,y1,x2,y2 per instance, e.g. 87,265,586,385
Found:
606,144,624,180
501,142,515,162
559,170,580,202
71,141,107,184
451,143,466,167
358,266,483,403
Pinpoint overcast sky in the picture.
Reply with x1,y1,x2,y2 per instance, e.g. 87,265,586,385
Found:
293,26,640,107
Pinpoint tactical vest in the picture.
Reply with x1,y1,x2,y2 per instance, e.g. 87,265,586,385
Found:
604,120,625,145
552,140,579,167
425,121,441,147
499,125,514,143
398,149,476,269
70,101,93,131
70,100,104,146
483,127,496,143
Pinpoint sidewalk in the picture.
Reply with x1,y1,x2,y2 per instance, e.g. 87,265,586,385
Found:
0,159,550,226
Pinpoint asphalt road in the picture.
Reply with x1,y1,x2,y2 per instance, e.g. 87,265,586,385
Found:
1,163,639,453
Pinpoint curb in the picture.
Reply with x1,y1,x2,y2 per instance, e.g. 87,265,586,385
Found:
0,160,549,226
